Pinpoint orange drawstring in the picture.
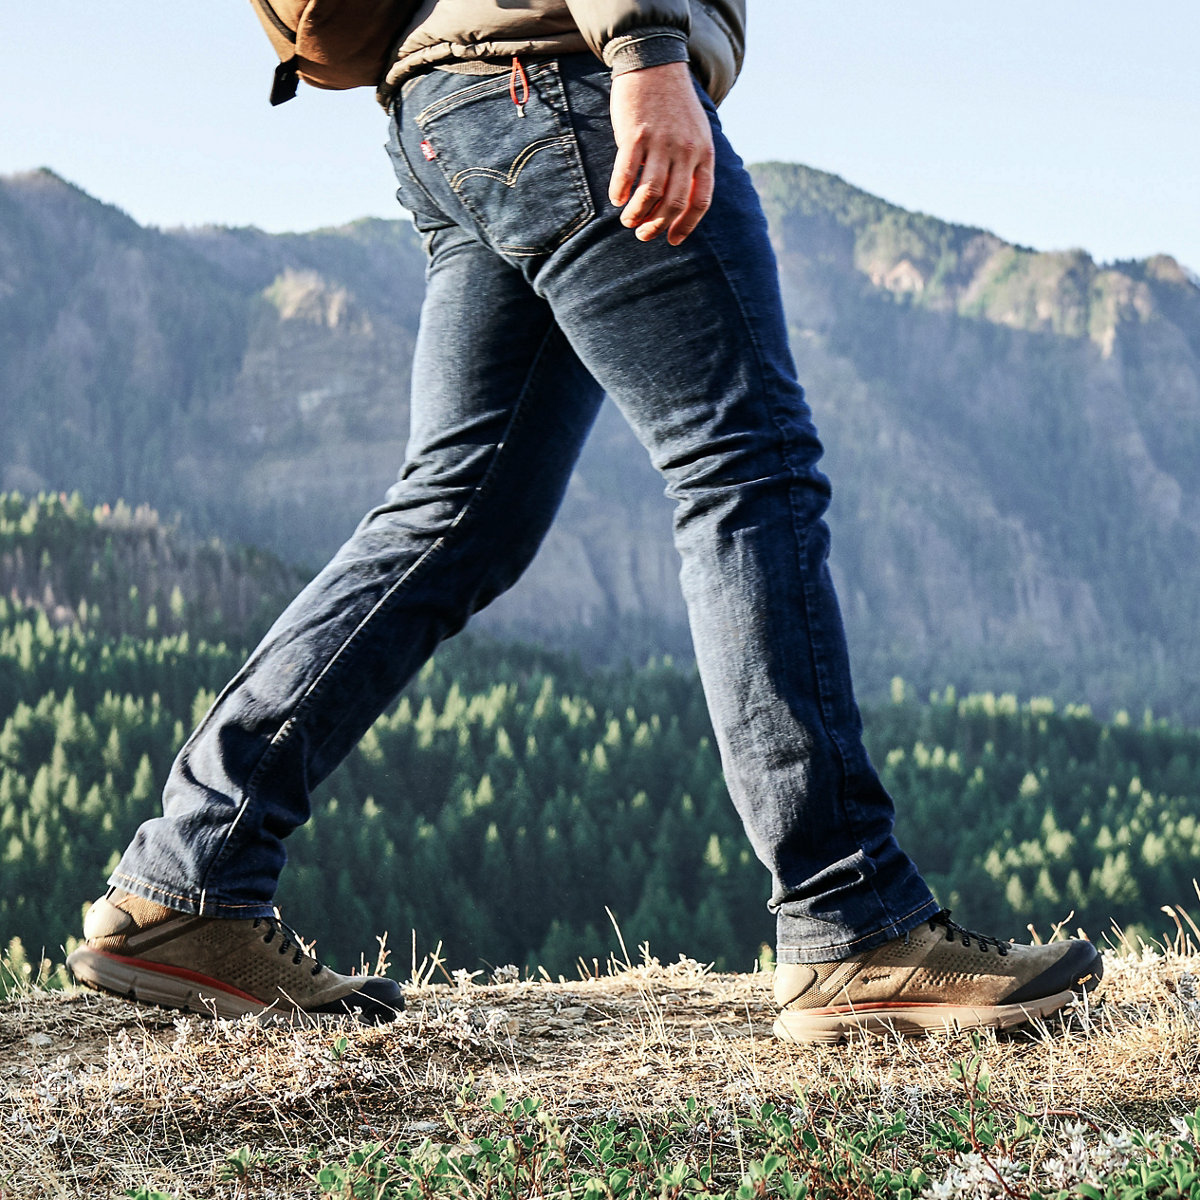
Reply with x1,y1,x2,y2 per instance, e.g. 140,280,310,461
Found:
509,55,529,117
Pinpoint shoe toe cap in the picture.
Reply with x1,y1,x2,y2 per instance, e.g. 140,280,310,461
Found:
311,976,405,1023
1002,939,1103,1005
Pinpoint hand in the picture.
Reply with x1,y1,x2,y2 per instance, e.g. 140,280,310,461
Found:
608,61,715,246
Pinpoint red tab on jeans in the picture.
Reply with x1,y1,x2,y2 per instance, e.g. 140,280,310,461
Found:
420,140,437,161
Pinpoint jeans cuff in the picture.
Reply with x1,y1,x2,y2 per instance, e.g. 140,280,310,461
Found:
108,871,276,920
775,896,941,965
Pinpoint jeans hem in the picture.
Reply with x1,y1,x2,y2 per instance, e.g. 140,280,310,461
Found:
774,896,941,965
108,871,276,920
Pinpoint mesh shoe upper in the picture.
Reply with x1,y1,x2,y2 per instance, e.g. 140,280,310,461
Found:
70,890,403,1020
775,911,1102,1014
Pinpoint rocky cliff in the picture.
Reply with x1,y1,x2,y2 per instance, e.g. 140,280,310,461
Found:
2,166,1197,717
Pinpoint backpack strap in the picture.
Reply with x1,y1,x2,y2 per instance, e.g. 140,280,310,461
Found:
271,57,301,106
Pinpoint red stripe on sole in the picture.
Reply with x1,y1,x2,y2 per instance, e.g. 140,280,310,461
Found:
808,1000,1016,1015
90,949,264,1007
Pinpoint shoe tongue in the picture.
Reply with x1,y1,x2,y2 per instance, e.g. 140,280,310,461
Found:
931,912,1003,952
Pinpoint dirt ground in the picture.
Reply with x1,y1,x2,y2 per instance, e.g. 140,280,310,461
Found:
3,950,1199,1197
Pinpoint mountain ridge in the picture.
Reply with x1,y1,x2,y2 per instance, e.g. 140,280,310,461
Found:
3,163,1198,717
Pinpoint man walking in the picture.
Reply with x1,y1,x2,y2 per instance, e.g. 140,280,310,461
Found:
68,0,1101,1041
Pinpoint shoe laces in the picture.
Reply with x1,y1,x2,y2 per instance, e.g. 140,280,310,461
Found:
930,910,1009,956
254,913,324,976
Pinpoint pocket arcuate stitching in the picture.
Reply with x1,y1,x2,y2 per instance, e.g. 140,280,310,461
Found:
414,60,594,257
447,140,593,256
449,136,574,190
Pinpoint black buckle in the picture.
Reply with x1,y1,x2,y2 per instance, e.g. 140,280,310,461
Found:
270,56,300,106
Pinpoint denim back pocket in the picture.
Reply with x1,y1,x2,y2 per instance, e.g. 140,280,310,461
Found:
414,61,594,259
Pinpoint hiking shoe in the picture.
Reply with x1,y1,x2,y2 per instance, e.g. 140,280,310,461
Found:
66,890,403,1023
773,910,1102,1044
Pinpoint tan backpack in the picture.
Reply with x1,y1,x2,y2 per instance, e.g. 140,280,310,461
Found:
249,0,420,104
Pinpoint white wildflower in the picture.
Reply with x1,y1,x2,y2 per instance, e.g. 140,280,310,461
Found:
923,1179,959,1200
923,1150,1023,1199
452,968,482,992
171,1016,196,1050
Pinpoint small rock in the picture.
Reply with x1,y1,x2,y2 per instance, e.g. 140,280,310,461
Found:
28,1034,52,1048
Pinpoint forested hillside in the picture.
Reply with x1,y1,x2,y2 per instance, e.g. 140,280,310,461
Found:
0,491,305,642
3,493,1198,978
4,166,1200,719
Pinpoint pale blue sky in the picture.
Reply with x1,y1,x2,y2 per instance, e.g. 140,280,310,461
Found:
3,2,1197,270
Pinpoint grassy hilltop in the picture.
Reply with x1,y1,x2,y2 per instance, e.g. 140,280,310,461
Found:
3,936,1200,1199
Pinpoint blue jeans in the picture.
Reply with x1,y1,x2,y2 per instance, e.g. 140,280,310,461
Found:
112,55,937,963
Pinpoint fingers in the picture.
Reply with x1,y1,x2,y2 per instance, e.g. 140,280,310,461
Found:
612,137,714,245
666,158,714,246
608,139,640,209
607,63,716,246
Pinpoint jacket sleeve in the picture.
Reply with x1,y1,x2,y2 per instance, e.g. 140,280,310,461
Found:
563,0,692,76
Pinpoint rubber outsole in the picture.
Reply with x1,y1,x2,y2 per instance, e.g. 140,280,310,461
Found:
68,947,268,1017
773,988,1079,1044
66,946,402,1023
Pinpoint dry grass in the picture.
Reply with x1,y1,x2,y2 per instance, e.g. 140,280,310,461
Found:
2,941,1200,1199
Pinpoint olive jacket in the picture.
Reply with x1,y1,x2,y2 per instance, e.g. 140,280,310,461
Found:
380,0,746,105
